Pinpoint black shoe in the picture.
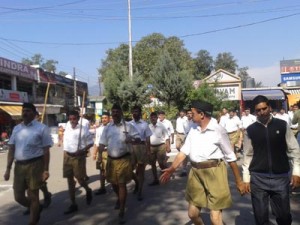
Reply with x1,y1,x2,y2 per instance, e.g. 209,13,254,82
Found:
137,194,143,201
84,176,89,181
118,211,126,224
23,208,30,215
94,188,107,195
63,204,78,215
114,200,120,210
37,204,43,222
86,188,92,205
148,180,159,186
179,171,187,177
43,192,52,208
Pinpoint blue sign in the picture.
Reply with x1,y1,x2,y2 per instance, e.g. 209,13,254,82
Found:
281,73,300,83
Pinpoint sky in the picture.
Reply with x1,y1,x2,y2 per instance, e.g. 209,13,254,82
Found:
1,0,300,94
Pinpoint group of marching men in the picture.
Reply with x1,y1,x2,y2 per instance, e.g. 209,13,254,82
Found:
4,97,300,225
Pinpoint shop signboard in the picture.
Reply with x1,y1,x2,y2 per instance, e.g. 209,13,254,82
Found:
0,89,28,102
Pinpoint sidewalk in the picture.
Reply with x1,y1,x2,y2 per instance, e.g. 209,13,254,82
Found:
0,145,299,225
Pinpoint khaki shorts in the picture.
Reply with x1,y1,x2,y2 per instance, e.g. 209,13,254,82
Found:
228,131,240,146
96,151,108,171
14,157,44,191
63,153,86,180
185,161,232,210
106,154,132,184
131,144,148,165
149,144,166,165
176,133,186,150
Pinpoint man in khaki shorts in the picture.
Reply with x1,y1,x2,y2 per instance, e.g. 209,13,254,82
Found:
130,106,152,200
4,103,53,225
161,100,245,225
62,110,94,214
148,112,170,186
98,104,140,224
92,112,110,195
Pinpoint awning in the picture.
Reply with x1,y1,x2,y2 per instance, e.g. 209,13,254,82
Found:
0,105,22,117
242,90,286,101
286,89,300,95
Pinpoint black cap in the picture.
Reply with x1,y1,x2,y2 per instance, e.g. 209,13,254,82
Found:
22,103,37,113
191,100,213,116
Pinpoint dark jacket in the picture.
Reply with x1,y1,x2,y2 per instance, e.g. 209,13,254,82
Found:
247,118,290,174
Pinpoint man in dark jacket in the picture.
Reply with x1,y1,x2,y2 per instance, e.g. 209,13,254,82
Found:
242,95,300,225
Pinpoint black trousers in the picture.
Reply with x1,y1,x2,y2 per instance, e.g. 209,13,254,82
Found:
250,173,292,225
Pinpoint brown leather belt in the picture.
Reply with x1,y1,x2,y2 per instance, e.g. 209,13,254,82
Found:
150,143,164,147
177,132,185,135
132,141,146,145
108,152,131,160
15,156,43,165
190,159,222,169
65,151,86,157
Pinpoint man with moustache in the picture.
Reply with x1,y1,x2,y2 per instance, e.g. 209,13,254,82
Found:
4,103,53,225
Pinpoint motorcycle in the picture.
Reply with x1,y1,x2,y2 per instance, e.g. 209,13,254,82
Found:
0,139,9,152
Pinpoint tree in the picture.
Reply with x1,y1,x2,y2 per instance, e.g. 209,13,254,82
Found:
150,50,193,109
237,66,250,87
214,52,238,74
193,50,214,80
22,54,58,73
117,74,151,111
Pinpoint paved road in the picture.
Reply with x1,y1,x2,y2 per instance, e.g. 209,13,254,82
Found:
0,144,299,225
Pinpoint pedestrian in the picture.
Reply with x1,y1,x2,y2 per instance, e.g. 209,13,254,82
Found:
98,103,141,224
92,112,110,195
130,106,152,201
175,109,188,177
242,95,300,225
223,109,242,157
160,100,245,225
157,111,174,151
62,110,94,214
148,111,170,186
4,103,53,225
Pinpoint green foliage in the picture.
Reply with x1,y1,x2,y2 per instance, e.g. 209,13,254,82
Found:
117,74,151,111
214,52,238,74
22,54,58,73
150,50,193,110
193,49,214,79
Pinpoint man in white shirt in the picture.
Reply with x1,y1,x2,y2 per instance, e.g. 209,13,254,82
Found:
160,100,245,225
4,103,53,225
149,111,170,186
92,112,110,195
158,111,174,151
98,104,140,223
241,108,256,130
130,106,152,201
223,109,242,155
175,110,188,176
275,108,291,127
219,107,229,128
63,110,94,215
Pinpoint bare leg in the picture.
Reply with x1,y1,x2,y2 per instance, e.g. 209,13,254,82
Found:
210,210,223,225
188,204,205,225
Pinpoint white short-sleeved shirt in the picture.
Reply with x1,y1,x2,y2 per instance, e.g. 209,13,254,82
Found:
181,120,236,163
94,124,109,147
130,119,152,141
223,116,242,133
158,119,174,137
8,120,53,161
241,114,256,129
63,123,93,153
100,120,140,158
149,123,169,145
176,116,187,134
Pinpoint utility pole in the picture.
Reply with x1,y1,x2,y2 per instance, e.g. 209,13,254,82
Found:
73,67,77,107
128,0,133,81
